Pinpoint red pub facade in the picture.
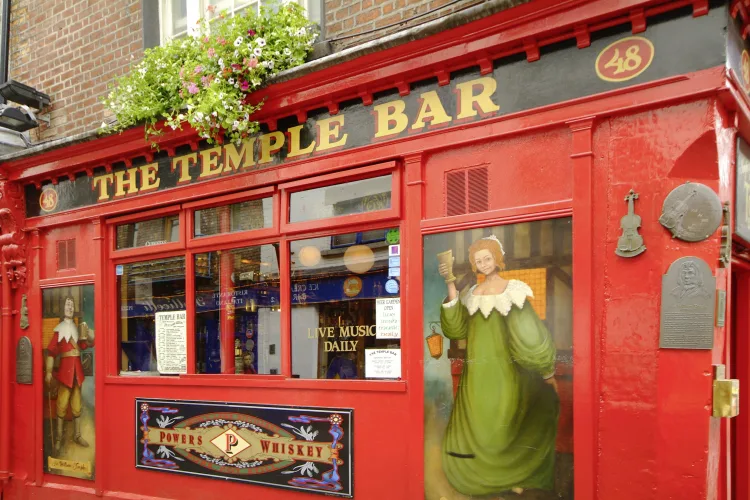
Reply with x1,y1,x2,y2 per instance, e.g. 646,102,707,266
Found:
1,0,750,499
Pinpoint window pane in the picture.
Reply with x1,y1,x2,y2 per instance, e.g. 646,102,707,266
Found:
168,0,188,34
289,175,392,223
194,197,273,237
209,0,233,13
116,215,180,249
118,257,186,374
291,229,401,380
195,245,280,374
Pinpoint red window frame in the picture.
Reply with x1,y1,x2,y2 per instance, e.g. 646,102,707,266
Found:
105,160,404,387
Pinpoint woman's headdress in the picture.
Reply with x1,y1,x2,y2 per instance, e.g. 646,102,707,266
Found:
482,234,505,255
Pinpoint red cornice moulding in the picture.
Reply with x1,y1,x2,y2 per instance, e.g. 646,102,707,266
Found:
22,66,726,230
1,0,709,185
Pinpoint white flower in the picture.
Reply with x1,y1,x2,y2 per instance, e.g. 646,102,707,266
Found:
283,48,291,56
247,43,253,50
256,38,266,47
233,36,243,47
296,28,306,36
177,113,185,120
228,78,235,84
218,58,224,68
267,60,274,69
232,120,240,130
234,50,239,58
138,66,147,76
253,47,262,57
100,122,108,129
251,79,260,86
212,111,218,117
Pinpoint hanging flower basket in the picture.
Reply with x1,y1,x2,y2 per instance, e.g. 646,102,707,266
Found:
101,2,317,146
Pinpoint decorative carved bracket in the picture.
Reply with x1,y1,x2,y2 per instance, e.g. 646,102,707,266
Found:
0,181,27,289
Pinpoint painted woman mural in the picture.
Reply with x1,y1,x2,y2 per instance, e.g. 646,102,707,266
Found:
436,234,559,496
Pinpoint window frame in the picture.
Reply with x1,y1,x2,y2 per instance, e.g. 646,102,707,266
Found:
109,206,186,259
280,161,401,235
106,160,403,385
157,0,318,45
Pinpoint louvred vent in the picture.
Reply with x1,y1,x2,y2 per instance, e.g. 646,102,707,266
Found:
57,239,76,270
445,166,489,216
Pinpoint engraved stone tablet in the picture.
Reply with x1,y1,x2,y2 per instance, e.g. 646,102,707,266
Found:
660,257,715,349
659,182,722,242
16,336,32,384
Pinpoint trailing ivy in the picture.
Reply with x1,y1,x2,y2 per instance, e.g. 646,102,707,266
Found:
100,3,316,145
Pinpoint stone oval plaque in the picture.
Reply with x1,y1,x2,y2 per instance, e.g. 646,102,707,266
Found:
660,257,715,349
16,336,32,384
659,182,722,242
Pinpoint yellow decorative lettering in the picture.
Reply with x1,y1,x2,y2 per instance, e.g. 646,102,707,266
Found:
373,100,408,138
411,90,452,130
286,125,316,158
455,76,500,119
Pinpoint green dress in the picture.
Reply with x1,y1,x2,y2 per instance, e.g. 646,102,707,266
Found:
440,279,558,495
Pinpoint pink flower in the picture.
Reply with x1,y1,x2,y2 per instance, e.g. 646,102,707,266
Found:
188,82,199,94
201,76,210,86
203,36,210,43
193,65,203,74
206,5,217,13
247,58,258,68
217,37,227,46
179,68,185,78
207,47,216,58
247,29,256,37
240,80,249,91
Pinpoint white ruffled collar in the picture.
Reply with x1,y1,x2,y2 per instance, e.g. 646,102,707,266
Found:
460,279,533,318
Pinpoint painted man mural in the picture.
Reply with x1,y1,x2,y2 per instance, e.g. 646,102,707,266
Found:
437,235,559,496
45,295,94,453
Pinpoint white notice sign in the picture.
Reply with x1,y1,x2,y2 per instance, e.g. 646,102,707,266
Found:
365,349,401,379
155,311,187,374
375,298,401,339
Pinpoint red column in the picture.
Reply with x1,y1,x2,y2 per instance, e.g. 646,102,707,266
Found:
568,117,597,500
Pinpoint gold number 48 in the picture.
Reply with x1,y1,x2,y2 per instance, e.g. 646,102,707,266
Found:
604,45,642,75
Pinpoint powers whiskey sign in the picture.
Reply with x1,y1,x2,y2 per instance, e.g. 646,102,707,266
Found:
136,399,353,497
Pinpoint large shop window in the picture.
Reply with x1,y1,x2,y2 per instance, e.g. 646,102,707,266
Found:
110,163,402,381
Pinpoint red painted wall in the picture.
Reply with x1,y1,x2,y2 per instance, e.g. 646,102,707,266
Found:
592,99,724,499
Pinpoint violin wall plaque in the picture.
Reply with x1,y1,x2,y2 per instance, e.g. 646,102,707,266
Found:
659,182,722,242
616,189,646,257
660,257,715,349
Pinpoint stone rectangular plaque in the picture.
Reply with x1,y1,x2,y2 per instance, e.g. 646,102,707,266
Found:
660,257,715,349
15,336,32,384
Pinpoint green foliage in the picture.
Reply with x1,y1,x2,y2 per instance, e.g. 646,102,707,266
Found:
101,3,316,145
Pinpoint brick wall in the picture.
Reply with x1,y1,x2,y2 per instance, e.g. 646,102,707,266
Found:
5,0,492,144
325,0,486,50
9,0,142,142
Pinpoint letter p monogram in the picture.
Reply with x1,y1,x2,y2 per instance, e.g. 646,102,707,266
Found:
225,433,239,453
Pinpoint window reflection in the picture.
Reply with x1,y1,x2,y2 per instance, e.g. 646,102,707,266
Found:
118,257,186,374
195,245,280,374
194,197,273,237
289,175,392,223
116,215,180,249
290,228,401,380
